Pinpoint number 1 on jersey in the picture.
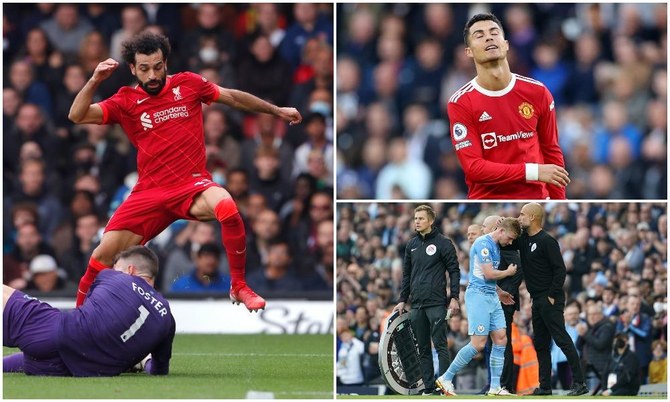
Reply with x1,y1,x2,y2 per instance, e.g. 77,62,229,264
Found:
121,305,150,342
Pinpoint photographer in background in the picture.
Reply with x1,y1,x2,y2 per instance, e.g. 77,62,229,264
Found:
600,332,640,396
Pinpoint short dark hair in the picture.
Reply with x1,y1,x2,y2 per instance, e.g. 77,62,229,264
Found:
197,243,221,259
463,13,504,46
114,246,159,279
121,32,171,65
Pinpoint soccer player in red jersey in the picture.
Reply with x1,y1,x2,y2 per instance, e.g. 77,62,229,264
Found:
448,14,570,199
68,32,302,311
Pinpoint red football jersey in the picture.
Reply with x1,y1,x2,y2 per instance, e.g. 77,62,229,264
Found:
98,72,219,191
448,73,566,200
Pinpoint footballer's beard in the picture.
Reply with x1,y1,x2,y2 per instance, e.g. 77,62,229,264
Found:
140,76,166,95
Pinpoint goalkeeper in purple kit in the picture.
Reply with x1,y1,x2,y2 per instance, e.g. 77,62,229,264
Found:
3,246,174,376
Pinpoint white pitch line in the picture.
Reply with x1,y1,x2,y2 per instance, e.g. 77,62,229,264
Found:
273,391,334,396
173,352,331,357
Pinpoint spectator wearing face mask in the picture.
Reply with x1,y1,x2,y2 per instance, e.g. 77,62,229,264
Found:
600,333,641,396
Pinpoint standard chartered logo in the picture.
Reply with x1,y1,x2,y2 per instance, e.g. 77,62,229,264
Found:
140,106,189,131
141,112,153,131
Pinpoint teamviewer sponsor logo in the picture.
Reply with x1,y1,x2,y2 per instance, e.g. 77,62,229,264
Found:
481,132,497,149
141,112,153,131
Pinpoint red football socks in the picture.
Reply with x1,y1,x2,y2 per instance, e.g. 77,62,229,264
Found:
75,257,109,307
214,197,246,285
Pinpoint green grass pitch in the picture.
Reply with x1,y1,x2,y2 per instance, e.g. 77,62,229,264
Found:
4,334,333,399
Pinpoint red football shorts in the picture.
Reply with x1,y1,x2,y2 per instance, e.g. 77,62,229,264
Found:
105,177,219,243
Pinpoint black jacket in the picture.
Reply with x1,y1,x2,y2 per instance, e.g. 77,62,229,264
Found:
601,347,641,396
517,230,566,301
576,318,615,377
497,246,523,311
399,227,459,308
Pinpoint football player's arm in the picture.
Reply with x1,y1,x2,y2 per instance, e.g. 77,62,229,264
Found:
147,317,176,375
215,86,302,125
69,59,118,124
537,87,568,199
448,101,527,185
481,261,516,280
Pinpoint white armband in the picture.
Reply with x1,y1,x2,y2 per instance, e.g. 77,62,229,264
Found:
525,163,539,181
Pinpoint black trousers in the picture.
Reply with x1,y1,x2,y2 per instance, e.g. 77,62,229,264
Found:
500,304,517,392
410,305,450,389
531,296,584,389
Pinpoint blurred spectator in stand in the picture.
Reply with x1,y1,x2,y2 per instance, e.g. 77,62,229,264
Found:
238,34,292,107
3,87,22,135
170,243,230,293
39,4,93,58
25,254,76,295
600,333,640,396
9,222,56,268
648,339,667,384
247,240,303,292
59,212,100,283
8,60,52,116
83,4,121,42
110,6,146,62
280,173,317,230
293,112,332,180
203,106,241,170
249,145,292,212
530,41,569,107
240,113,294,183
19,27,63,94
565,32,601,105
5,158,63,239
180,4,236,85
53,64,86,130
576,303,615,394
279,3,333,70
337,327,366,387
246,208,282,274
289,190,333,265
375,137,432,199
615,295,652,384
398,37,446,118
161,221,222,292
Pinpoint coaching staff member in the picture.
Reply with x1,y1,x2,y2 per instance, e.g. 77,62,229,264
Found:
393,205,460,394
517,203,588,396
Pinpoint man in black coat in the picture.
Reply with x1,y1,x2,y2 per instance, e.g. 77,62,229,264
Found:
393,204,460,394
576,303,615,394
600,333,641,396
517,202,588,396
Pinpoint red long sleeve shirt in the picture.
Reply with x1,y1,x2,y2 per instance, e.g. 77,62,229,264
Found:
447,74,566,199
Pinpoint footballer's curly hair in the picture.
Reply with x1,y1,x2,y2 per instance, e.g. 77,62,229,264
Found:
463,13,504,46
121,32,171,65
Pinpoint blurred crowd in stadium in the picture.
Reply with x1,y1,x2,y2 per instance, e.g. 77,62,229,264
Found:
335,3,667,200
3,3,333,297
336,203,667,392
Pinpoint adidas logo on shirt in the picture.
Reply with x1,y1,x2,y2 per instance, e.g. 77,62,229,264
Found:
479,111,492,122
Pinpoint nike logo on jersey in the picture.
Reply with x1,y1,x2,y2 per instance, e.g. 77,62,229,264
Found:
137,97,150,104
411,248,418,252
235,248,246,255
479,111,492,122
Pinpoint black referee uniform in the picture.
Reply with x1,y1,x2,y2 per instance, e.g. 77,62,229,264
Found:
399,226,460,392
518,229,585,392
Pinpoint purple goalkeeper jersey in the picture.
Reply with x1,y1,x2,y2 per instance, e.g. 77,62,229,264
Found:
58,269,175,376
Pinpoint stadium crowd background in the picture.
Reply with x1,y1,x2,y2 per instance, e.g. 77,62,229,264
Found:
336,202,667,392
3,3,334,298
335,3,667,200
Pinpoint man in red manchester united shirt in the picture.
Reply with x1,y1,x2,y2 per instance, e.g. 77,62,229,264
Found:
68,32,302,310
448,13,569,200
